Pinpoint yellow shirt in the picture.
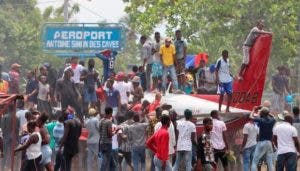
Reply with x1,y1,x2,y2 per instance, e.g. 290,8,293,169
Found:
159,44,176,66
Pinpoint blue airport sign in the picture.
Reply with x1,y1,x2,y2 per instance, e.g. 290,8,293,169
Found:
42,23,123,52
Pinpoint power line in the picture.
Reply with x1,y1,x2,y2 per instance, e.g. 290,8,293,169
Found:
77,3,109,21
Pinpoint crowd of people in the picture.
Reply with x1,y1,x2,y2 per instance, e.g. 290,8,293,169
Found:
0,20,298,171
1,93,300,171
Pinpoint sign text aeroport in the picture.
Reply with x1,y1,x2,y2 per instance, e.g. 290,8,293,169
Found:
43,25,123,51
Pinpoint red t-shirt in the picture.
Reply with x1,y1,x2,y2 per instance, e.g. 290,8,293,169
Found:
131,103,142,113
146,126,169,161
149,100,160,112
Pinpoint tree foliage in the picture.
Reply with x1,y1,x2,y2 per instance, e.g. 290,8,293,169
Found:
0,1,81,73
123,0,300,72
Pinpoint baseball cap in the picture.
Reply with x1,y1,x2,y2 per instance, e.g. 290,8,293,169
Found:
11,63,21,69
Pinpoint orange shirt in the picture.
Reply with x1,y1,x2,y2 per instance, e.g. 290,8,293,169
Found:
0,80,9,94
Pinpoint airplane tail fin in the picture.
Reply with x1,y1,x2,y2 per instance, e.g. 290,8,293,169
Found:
231,35,272,110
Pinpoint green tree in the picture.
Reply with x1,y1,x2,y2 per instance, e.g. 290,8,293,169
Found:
114,16,140,73
0,0,82,73
123,0,300,74
0,0,43,71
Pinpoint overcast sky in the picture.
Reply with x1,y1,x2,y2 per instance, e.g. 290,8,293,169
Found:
37,0,126,23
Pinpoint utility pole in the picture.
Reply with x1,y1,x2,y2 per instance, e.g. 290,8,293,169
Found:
64,0,69,22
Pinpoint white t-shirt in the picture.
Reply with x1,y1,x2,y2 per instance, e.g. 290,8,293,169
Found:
38,82,49,101
112,124,122,150
216,57,232,83
154,122,176,154
113,81,130,104
176,120,196,151
142,41,153,64
211,119,227,150
64,64,84,84
152,40,163,63
242,122,259,149
273,122,298,155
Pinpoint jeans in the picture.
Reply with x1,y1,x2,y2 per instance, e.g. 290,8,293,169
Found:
147,149,155,171
251,141,273,171
87,143,99,171
173,150,192,171
243,145,256,171
162,65,179,91
154,156,172,171
110,149,119,171
277,152,297,171
99,143,112,171
131,146,146,171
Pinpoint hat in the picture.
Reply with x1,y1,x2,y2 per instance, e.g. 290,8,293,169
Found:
162,110,169,116
11,63,21,69
132,76,141,83
116,72,125,81
165,37,172,42
88,108,97,116
43,63,51,68
278,110,289,121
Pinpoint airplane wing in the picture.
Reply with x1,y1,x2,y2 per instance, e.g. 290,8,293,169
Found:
144,92,249,115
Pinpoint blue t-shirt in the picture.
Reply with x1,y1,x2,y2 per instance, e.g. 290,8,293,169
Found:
105,88,120,108
254,116,276,141
53,122,64,151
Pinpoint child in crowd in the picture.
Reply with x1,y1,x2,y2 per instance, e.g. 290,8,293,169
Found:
183,70,194,94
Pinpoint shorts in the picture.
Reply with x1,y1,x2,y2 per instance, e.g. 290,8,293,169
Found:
118,150,132,164
152,62,163,77
176,58,185,75
37,99,52,115
219,82,232,95
213,149,228,167
242,45,250,64
24,155,42,171
271,93,284,113
83,88,97,103
40,145,52,165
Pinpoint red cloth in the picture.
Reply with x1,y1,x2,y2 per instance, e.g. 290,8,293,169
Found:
146,126,169,161
149,100,160,112
194,52,208,68
71,63,77,69
96,86,106,102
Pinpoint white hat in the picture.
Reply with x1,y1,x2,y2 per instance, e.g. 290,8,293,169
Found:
162,110,169,116
88,108,97,116
132,76,141,83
